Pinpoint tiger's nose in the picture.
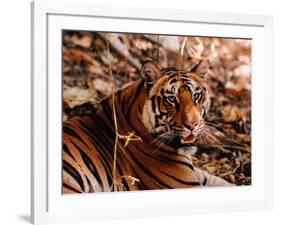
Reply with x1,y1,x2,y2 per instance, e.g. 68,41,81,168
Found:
184,121,199,130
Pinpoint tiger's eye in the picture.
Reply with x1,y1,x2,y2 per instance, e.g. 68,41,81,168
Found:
193,93,201,101
166,96,177,104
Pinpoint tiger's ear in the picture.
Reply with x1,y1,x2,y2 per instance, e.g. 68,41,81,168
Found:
190,59,209,78
140,60,161,86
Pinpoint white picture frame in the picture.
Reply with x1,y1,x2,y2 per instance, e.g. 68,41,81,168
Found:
31,1,273,224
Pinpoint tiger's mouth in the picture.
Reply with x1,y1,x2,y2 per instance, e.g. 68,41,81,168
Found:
180,131,196,144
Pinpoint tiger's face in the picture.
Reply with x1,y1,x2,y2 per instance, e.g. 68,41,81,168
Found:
141,60,210,148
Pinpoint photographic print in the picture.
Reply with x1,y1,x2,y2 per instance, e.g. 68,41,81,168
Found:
62,31,251,194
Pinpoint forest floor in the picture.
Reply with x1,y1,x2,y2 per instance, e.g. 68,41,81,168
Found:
63,31,251,185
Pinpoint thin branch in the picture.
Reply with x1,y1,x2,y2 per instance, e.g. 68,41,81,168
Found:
105,42,141,192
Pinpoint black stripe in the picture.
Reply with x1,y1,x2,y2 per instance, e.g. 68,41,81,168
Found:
83,116,115,183
87,113,114,134
161,171,201,186
63,126,89,148
137,145,195,171
116,82,144,135
112,150,130,191
115,156,130,191
125,81,144,120
166,157,195,171
182,78,192,85
78,116,113,141
88,145,113,188
63,183,82,193
138,104,143,114
151,95,156,113
86,177,94,192
76,117,114,187
203,177,207,186
126,148,172,189
100,98,114,124
63,143,75,160
73,141,104,191
79,115,114,151
165,89,173,94
79,116,129,191
167,74,177,79
116,90,128,132
180,74,190,79
169,78,177,84
63,160,85,192
84,113,130,191
158,148,193,162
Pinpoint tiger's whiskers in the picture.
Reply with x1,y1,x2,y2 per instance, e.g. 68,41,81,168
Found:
197,124,249,153
151,131,177,154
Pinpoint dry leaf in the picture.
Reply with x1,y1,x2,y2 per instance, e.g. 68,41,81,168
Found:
221,105,240,122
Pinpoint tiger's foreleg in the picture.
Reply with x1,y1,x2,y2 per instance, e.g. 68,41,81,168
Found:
194,167,234,186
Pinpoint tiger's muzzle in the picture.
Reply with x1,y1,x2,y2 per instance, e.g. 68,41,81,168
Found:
174,120,203,144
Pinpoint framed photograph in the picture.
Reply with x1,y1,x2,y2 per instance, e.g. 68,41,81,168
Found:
31,1,273,224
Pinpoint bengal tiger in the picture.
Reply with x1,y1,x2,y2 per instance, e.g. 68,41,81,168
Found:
63,60,233,194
